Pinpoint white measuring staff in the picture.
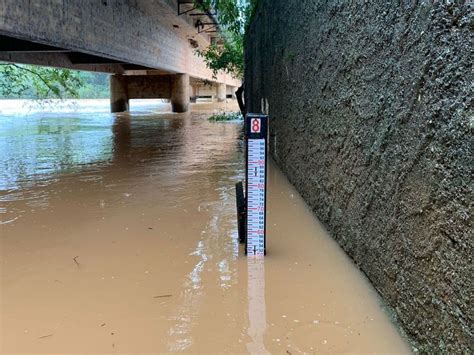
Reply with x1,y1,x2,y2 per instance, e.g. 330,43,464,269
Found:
246,114,267,256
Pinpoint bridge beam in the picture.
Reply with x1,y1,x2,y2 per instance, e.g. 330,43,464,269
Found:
110,73,190,113
0,1,240,87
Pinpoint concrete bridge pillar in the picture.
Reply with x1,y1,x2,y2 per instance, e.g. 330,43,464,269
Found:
216,83,226,102
171,74,190,113
110,74,129,113
190,84,198,103
229,86,237,99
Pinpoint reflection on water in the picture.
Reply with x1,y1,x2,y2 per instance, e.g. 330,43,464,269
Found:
0,99,410,353
0,113,114,191
247,258,268,354
0,99,169,193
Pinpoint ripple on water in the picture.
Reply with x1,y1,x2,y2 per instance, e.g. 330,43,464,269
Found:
285,321,359,353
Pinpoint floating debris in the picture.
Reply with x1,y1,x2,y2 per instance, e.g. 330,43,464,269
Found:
73,256,80,267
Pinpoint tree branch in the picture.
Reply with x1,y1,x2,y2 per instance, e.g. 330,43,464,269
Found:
9,63,56,97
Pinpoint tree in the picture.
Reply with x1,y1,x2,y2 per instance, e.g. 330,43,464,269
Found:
195,0,258,114
0,63,84,99
197,31,244,78
196,0,258,79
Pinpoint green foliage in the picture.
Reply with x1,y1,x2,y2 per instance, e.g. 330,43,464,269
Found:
198,0,257,34
195,0,259,78
208,111,243,121
198,32,244,77
0,63,110,99
75,71,110,99
0,64,84,99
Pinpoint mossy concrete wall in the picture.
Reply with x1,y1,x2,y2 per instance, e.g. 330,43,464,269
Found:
245,1,472,352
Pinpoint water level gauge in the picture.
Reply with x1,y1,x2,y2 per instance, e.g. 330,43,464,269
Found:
245,113,268,256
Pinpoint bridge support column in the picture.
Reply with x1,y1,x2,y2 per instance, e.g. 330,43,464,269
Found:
229,86,237,99
171,74,190,113
216,83,226,102
110,74,129,113
190,84,198,103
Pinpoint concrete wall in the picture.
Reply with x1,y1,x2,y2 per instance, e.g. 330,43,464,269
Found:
245,1,472,352
0,0,240,87
125,75,172,100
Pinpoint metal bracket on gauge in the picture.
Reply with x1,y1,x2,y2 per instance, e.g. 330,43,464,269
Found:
244,113,268,256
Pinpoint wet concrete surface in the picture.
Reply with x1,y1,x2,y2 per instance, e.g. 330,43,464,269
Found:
0,100,411,353
244,3,472,352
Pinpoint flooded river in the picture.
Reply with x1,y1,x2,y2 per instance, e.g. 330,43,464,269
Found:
0,99,411,353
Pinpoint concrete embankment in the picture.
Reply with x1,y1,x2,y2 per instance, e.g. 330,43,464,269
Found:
244,1,473,352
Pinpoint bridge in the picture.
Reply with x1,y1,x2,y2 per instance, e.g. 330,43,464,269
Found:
0,0,241,112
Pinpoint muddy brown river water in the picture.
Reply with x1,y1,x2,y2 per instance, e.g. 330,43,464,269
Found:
0,100,411,354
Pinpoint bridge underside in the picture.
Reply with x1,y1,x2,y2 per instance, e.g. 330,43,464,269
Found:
0,0,241,112
0,34,149,73
0,34,237,113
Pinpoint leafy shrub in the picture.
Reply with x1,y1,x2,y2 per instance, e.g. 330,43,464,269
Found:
208,111,243,121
